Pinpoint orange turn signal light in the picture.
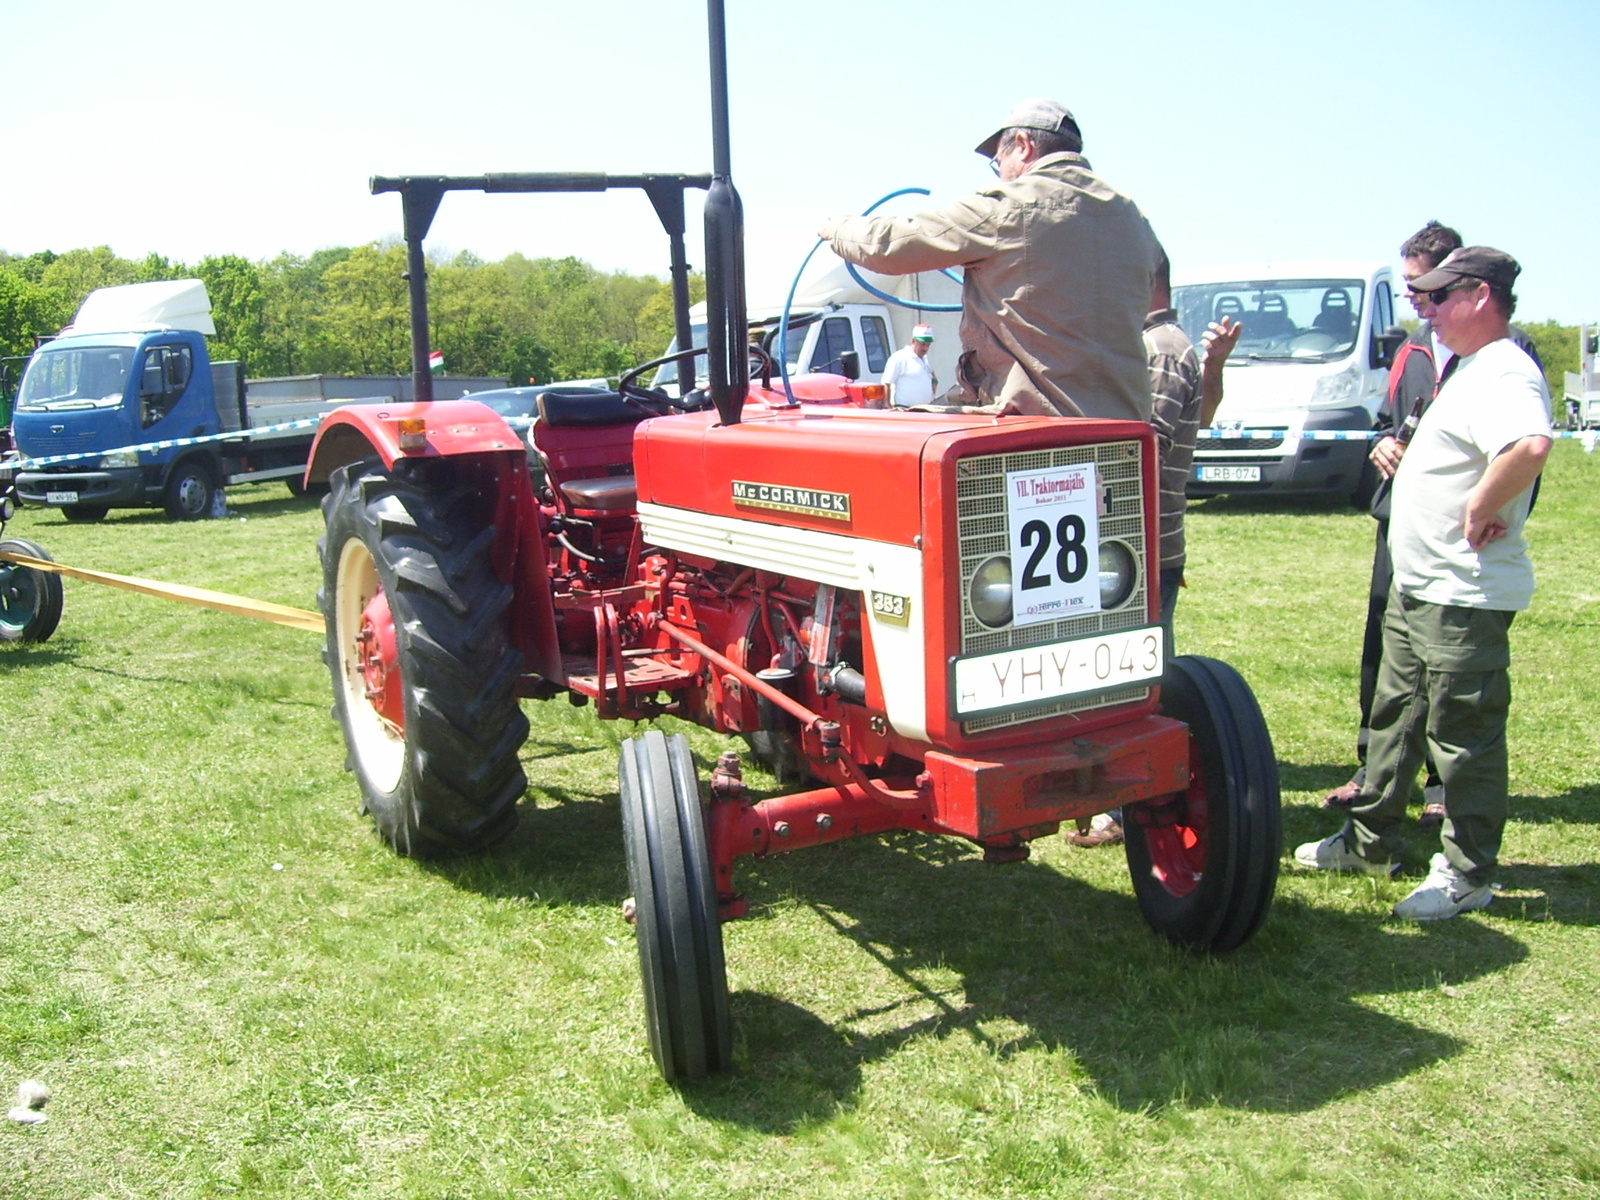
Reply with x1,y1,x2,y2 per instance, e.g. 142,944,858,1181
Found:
397,417,428,453
844,382,887,406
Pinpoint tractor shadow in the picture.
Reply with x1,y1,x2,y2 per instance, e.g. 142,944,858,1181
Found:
679,831,1527,1130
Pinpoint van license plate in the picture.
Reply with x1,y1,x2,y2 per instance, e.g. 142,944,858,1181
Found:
1196,465,1261,483
46,490,79,504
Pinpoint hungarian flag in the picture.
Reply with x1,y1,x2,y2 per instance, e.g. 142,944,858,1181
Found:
428,350,445,374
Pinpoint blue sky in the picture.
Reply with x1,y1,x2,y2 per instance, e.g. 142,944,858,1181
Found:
4,0,1595,321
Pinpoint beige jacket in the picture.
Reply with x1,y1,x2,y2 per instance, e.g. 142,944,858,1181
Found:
821,152,1157,422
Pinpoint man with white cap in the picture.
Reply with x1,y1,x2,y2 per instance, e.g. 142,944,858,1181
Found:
819,98,1158,422
880,324,939,408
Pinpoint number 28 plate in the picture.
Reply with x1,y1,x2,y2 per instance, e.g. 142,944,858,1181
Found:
952,626,1164,718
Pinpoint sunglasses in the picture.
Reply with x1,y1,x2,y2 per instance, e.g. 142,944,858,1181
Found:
1410,279,1482,306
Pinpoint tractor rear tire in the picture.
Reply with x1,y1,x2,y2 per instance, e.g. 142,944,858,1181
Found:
318,457,527,857
1123,655,1280,952
0,539,64,643
619,730,731,1083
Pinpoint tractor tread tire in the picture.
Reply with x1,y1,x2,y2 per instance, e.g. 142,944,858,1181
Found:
1124,655,1280,953
319,458,528,858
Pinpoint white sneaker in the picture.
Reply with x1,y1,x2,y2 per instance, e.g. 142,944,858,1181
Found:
1392,853,1493,921
1293,833,1400,877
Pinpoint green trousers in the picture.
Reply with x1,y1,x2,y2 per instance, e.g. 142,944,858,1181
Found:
1345,588,1514,885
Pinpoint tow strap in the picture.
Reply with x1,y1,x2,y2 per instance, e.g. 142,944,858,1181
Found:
0,548,324,633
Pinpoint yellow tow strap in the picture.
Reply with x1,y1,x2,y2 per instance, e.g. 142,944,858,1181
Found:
0,549,324,634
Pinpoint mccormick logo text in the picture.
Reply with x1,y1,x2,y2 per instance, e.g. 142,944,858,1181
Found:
731,480,851,521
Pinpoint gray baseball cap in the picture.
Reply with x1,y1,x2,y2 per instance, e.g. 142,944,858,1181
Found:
975,98,1082,158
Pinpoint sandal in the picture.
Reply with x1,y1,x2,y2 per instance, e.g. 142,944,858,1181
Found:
1065,815,1123,848
1418,802,1446,830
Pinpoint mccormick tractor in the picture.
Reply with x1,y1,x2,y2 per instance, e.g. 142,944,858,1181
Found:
305,0,1281,1082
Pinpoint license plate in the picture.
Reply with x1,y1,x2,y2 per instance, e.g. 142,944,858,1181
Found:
1195,465,1261,483
46,490,80,505
952,626,1164,718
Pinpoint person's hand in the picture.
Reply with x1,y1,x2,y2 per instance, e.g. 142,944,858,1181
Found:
817,215,847,240
1201,317,1242,375
1369,435,1405,479
1465,508,1509,550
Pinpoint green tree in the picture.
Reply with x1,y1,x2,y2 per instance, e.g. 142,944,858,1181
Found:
197,255,268,371
0,267,68,359
314,243,409,374
1519,320,1579,401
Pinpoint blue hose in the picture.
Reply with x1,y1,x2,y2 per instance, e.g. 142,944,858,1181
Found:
777,187,964,405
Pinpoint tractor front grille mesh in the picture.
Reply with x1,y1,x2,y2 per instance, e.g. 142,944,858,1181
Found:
955,439,1153,734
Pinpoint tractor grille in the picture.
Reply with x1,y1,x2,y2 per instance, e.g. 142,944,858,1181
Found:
955,438,1152,735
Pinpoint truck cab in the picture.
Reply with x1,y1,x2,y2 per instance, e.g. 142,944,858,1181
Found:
12,325,240,520
1173,261,1396,501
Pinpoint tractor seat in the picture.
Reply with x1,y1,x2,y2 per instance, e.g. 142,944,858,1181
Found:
536,389,649,427
557,475,637,511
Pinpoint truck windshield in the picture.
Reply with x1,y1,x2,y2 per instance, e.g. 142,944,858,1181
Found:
1172,279,1365,363
17,346,133,412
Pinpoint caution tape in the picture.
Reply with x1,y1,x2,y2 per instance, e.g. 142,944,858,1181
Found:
1194,428,1596,445
10,414,1591,471
0,549,324,633
13,418,325,469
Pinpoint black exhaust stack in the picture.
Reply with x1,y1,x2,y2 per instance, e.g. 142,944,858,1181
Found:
703,0,747,426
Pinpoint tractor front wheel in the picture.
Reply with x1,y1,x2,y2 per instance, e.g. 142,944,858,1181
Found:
620,731,731,1082
1124,655,1280,952
0,539,64,643
318,458,527,857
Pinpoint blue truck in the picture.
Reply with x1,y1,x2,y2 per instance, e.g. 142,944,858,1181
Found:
11,280,502,521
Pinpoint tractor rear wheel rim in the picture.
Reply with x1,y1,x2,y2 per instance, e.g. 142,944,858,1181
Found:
336,537,405,792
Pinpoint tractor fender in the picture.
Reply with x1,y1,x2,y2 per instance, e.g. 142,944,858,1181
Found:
304,399,526,485
305,398,563,681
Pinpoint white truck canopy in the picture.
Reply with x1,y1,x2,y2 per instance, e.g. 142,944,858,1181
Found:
67,279,216,337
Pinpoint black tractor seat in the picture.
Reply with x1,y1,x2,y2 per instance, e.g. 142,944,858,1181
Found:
536,389,651,427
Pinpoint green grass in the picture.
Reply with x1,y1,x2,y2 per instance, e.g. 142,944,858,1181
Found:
3,446,1599,1198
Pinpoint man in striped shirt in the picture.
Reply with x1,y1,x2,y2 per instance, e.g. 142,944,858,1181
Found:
1146,250,1239,650
1067,251,1238,849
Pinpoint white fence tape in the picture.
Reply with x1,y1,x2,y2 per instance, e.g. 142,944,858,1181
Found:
9,416,1592,471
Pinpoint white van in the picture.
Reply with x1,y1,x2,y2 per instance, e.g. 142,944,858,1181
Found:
1172,261,1398,501
654,262,962,397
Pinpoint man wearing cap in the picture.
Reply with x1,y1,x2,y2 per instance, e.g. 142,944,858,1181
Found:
819,99,1158,422
881,325,939,408
1295,247,1552,921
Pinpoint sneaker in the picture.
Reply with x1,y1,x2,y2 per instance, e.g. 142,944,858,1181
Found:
1065,813,1123,848
1293,833,1400,877
1392,853,1493,921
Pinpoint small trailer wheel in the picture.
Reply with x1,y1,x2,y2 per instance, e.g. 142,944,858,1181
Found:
1124,655,1281,952
619,730,731,1082
0,539,64,643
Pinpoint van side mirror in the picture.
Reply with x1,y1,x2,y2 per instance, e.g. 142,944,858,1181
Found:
838,350,860,381
1374,325,1407,370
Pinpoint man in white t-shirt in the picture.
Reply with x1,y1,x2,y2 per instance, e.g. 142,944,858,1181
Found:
880,324,939,407
1295,246,1553,920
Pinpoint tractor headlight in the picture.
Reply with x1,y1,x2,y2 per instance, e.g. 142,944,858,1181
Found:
100,449,139,469
1098,539,1138,610
969,555,1013,628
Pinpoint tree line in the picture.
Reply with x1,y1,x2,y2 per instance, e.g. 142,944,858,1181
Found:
0,244,702,385
0,243,1581,398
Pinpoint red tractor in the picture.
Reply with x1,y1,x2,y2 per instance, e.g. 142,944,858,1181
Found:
305,1,1280,1083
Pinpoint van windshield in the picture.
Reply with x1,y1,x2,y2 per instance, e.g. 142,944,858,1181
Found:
17,346,133,412
1172,279,1364,363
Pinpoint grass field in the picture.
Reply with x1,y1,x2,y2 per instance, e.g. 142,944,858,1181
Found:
3,444,1598,1199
